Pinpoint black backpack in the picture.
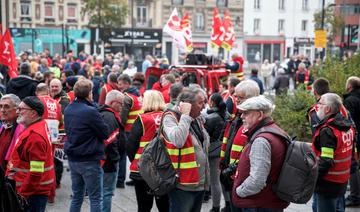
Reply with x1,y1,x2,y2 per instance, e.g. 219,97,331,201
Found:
0,167,27,212
251,127,318,204
138,111,181,196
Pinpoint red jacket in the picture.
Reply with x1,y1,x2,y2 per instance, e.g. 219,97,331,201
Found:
99,83,119,105
6,120,55,197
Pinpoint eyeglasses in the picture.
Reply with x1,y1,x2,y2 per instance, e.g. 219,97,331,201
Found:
16,107,33,112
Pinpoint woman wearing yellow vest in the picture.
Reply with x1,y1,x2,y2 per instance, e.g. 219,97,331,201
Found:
127,90,168,212
161,88,210,212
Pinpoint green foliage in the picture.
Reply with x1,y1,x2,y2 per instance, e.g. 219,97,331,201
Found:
272,90,315,142
313,5,345,38
316,53,360,95
82,0,128,28
272,54,360,142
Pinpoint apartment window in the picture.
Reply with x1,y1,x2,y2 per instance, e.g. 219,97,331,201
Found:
195,13,204,31
20,1,31,17
253,18,260,33
172,0,183,5
302,0,308,11
217,0,228,7
301,20,307,32
254,0,260,9
136,6,147,26
279,0,285,10
278,19,285,33
44,2,54,18
67,3,77,19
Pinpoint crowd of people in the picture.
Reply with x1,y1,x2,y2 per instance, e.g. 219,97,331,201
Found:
0,48,359,212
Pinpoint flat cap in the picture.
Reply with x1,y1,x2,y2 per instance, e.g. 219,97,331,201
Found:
238,95,274,112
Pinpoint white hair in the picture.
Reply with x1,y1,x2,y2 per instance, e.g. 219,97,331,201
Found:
1,94,21,107
321,93,342,115
105,90,124,105
235,80,260,98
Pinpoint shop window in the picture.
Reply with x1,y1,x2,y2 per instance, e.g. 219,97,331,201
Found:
279,0,285,10
254,0,261,9
273,44,281,61
195,13,205,31
20,0,31,22
263,44,271,62
136,6,147,27
247,44,261,63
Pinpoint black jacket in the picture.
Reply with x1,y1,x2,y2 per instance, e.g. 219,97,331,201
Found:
99,105,126,173
205,108,226,144
313,113,352,197
273,73,290,96
6,75,38,100
344,87,360,146
54,90,70,114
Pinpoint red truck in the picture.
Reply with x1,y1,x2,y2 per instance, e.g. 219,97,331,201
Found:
144,64,230,97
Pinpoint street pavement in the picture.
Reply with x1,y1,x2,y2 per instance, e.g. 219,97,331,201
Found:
46,160,360,212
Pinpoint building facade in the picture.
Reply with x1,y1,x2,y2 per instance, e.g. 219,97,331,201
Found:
333,0,360,53
243,0,334,64
3,0,91,55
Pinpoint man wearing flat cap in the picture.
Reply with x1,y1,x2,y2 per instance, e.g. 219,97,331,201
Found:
6,96,55,212
232,96,290,211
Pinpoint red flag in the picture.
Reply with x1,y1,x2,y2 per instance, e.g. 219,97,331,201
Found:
163,8,186,49
180,12,193,53
0,29,18,78
210,7,225,49
221,10,235,51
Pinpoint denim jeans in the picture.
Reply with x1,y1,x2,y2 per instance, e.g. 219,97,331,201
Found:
69,160,104,212
316,193,344,212
117,149,127,184
168,188,204,212
313,193,345,212
102,162,119,212
26,195,48,212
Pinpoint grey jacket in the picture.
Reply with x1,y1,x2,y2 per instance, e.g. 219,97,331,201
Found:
162,110,210,191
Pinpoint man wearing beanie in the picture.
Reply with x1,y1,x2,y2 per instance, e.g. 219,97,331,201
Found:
6,96,55,212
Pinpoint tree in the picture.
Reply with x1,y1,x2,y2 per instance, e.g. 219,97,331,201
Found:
82,0,128,41
313,5,345,39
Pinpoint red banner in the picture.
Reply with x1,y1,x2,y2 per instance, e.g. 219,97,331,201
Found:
180,12,193,53
210,7,225,49
221,10,235,51
0,29,18,78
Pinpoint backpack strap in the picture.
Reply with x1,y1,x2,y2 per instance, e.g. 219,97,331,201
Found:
249,126,291,145
160,109,182,176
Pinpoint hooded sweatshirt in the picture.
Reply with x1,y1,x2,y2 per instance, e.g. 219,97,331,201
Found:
6,75,38,100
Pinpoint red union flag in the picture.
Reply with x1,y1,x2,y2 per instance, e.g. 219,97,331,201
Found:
163,8,186,49
221,10,235,51
210,7,225,49
0,29,18,78
180,12,193,53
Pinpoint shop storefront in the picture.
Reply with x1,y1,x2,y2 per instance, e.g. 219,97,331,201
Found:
10,28,91,56
101,28,162,69
293,37,315,60
244,38,285,64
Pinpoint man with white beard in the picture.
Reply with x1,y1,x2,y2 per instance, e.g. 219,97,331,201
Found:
312,93,355,212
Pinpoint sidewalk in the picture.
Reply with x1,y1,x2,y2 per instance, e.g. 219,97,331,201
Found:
46,162,359,212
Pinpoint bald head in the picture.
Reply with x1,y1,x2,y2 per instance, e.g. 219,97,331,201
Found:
50,79,63,97
36,83,49,96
